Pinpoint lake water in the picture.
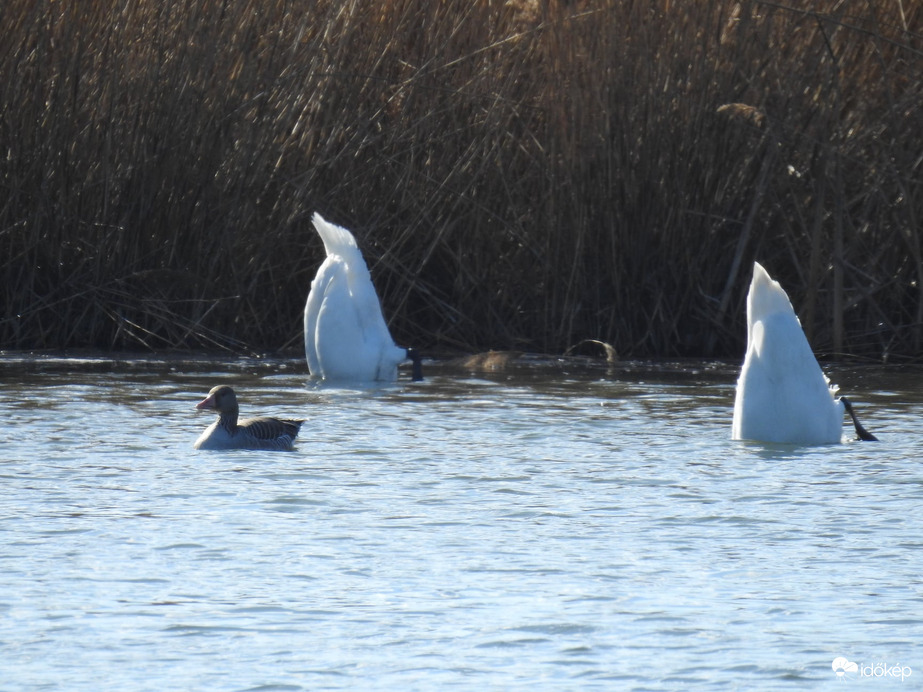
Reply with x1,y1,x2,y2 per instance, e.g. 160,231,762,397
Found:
1,354,920,690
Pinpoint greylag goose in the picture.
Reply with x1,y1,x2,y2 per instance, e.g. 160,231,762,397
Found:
193,385,304,451
304,212,422,382
732,262,877,444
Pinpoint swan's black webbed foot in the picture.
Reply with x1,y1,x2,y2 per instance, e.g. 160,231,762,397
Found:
407,348,424,382
841,397,878,442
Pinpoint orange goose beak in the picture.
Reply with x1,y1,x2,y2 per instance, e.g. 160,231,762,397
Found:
196,393,216,410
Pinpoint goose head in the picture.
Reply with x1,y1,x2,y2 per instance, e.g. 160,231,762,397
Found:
196,385,239,420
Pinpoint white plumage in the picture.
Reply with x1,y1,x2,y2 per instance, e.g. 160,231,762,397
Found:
732,262,844,444
304,213,417,382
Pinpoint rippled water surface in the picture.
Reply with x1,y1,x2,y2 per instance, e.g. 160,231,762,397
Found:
1,355,921,690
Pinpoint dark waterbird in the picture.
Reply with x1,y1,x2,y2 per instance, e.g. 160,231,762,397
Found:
194,385,303,451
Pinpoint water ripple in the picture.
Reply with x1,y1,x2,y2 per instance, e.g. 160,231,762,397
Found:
0,358,920,690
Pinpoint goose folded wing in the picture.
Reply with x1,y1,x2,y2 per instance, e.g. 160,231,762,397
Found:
239,417,304,441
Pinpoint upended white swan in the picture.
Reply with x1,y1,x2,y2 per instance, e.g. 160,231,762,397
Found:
304,213,421,382
732,262,876,444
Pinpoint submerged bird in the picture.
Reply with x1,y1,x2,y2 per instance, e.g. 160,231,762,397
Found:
732,262,877,445
304,212,422,382
193,385,303,451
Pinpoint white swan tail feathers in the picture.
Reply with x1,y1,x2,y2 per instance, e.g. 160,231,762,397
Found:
304,212,422,382
732,262,876,445
746,262,798,334
311,213,364,274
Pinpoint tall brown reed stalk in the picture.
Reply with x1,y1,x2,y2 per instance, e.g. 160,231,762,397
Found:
1,0,920,359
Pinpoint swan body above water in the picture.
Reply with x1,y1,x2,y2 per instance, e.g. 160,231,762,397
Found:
304,213,421,382
194,385,303,451
732,262,876,445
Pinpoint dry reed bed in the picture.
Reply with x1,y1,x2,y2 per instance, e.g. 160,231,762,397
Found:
1,0,921,359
